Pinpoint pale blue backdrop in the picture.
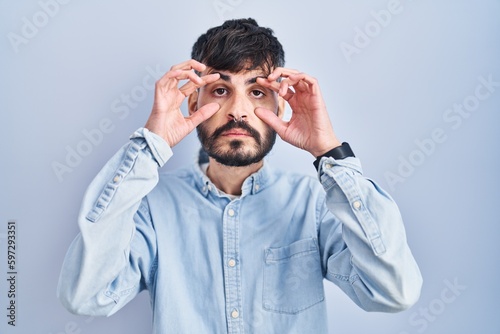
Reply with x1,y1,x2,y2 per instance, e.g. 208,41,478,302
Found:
1,0,499,333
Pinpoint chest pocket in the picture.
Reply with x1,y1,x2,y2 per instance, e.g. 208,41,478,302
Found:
263,237,325,314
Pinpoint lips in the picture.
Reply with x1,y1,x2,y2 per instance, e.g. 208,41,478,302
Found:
221,129,251,137
209,119,262,145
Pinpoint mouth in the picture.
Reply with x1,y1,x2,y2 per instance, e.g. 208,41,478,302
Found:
220,129,252,137
208,120,262,145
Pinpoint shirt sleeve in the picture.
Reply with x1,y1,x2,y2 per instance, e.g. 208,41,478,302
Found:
317,156,423,312
57,128,172,316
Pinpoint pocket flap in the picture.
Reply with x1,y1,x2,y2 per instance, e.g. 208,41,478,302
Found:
265,238,318,263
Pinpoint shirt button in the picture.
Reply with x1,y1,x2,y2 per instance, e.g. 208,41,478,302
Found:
228,209,235,217
113,175,121,183
353,201,362,210
228,259,236,267
325,163,333,169
255,184,260,191
231,309,239,318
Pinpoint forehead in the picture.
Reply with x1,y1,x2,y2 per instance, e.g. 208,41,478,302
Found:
204,68,268,84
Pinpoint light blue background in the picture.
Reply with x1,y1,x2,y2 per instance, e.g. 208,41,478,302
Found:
1,0,499,333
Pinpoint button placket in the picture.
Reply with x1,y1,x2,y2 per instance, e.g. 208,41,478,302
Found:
222,204,243,332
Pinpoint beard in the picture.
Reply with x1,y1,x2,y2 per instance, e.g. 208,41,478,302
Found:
196,119,277,167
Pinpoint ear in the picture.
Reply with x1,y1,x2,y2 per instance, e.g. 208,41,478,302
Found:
188,90,199,116
277,96,286,119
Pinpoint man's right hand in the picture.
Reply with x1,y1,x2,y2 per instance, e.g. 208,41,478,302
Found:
144,59,220,147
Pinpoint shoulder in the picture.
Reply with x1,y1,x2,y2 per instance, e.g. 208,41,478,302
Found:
150,164,201,195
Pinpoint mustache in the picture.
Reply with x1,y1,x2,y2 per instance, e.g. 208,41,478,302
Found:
209,119,261,144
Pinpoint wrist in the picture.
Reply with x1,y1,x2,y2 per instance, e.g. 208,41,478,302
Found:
310,139,342,158
313,142,355,170
144,116,171,146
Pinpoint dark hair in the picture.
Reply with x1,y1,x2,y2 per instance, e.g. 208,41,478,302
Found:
191,18,285,75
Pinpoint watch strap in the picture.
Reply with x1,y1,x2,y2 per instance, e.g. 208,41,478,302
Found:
313,142,355,170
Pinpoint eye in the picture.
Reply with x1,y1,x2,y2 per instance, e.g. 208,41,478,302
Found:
213,88,228,97
251,90,265,98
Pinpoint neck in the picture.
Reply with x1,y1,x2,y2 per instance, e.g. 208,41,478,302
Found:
206,157,263,196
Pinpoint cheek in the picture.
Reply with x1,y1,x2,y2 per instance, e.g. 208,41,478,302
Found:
259,96,280,113
197,89,219,105
196,94,212,107
199,118,219,136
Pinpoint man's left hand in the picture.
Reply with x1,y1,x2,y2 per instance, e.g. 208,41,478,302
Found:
255,68,341,157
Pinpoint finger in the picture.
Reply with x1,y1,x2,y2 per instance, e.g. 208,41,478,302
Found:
254,107,288,137
256,77,280,92
154,70,189,90
187,102,220,128
170,59,206,72
280,87,295,101
157,69,204,92
288,79,309,93
267,67,300,81
286,73,319,93
268,70,318,95
171,70,204,84
179,73,220,97
156,60,208,87
257,77,295,101
278,80,292,97
200,72,221,84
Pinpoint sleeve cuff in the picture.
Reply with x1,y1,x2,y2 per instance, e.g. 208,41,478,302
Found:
130,127,173,167
317,156,363,190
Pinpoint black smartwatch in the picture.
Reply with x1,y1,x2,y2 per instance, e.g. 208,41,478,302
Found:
313,142,355,170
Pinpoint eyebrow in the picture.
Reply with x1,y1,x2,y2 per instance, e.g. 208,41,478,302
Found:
246,76,267,84
217,72,231,82
212,72,267,85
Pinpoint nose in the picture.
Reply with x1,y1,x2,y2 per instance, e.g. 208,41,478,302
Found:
226,92,251,122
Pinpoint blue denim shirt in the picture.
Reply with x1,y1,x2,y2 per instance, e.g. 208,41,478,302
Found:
57,128,422,334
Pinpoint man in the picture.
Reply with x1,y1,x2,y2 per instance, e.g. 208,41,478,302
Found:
58,18,422,333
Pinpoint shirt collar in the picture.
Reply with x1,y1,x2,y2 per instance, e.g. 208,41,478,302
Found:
192,158,271,198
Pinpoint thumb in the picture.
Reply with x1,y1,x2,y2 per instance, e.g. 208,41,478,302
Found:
188,102,220,128
255,107,287,136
